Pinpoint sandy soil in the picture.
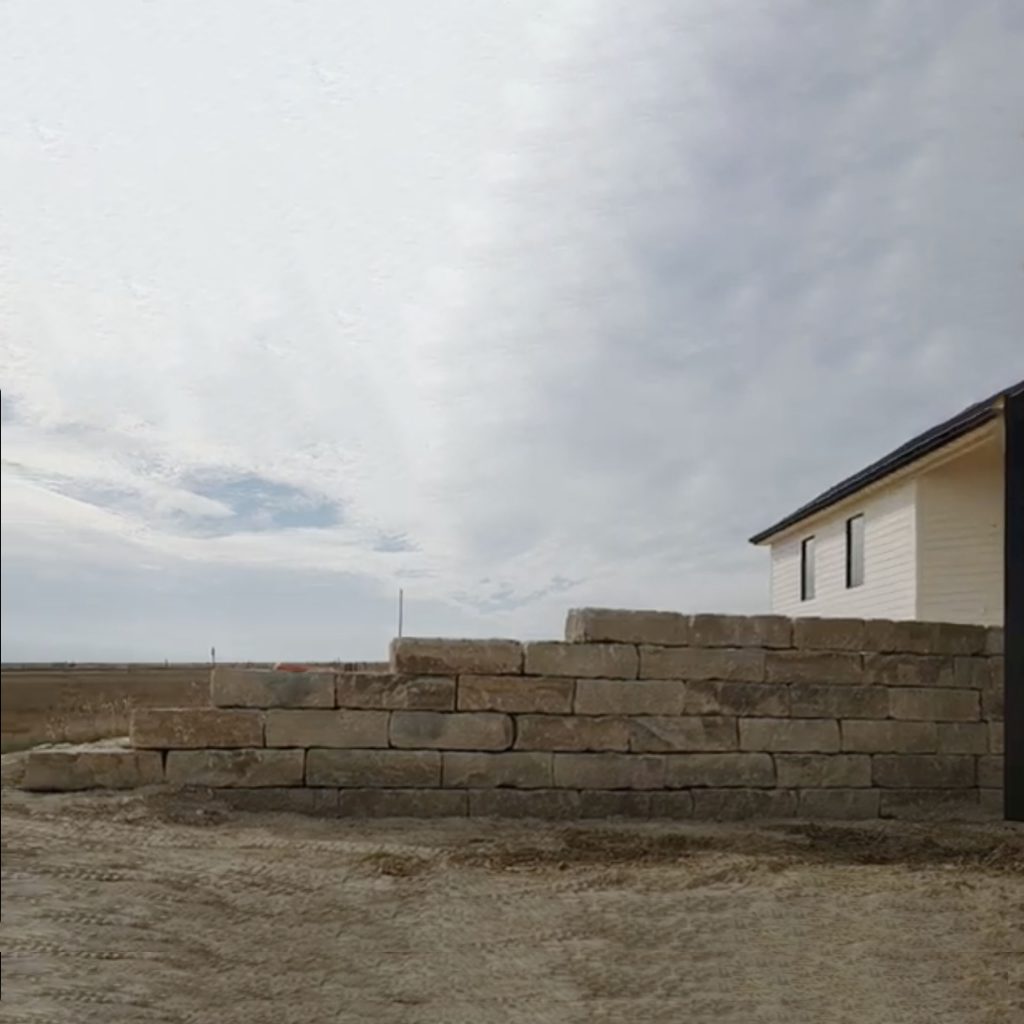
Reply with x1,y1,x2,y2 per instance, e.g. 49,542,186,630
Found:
2,781,1023,1024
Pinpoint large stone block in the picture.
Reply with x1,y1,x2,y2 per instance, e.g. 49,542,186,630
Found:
390,638,522,676
774,753,871,788
764,650,862,685
648,792,696,819
840,720,938,753
952,656,995,689
862,654,955,687
337,788,468,818
21,746,163,791
468,789,580,819
165,749,304,788
739,718,839,753
797,789,880,819
578,790,653,818
552,753,665,789
574,679,684,716
523,642,638,679
887,687,979,722
789,684,888,719
688,613,792,649
389,711,513,751
214,788,339,815
792,617,867,652
936,723,989,754
211,668,334,709
457,674,573,714
712,682,790,717
981,661,1004,720
692,788,797,820
639,646,765,682
306,749,440,787
663,752,774,788
131,709,263,749
565,608,691,646
264,710,389,748
629,716,737,753
864,620,986,655
514,715,631,752
872,754,975,789
442,751,552,789
985,627,1004,656
879,790,983,821
990,721,1004,754
336,673,454,711
977,755,1004,789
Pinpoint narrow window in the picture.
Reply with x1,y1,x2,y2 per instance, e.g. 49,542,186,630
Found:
846,514,865,588
800,536,815,601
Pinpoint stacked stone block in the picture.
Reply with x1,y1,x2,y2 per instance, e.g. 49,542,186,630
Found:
17,610,1006,821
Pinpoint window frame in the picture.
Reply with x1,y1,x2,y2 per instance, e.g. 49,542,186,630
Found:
800,535,816,601
845,513,865,589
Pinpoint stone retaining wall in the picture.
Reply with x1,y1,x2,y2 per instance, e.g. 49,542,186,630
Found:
16,610,1006,821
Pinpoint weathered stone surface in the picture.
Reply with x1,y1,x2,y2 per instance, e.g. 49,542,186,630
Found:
953,656,999,690
841,720,938,753
774,754,871,788
306,749,440,787
390,638,522,676
336,673,454,711
936,723,989,754
468,789,580,819
211,668,334,709
457,675,573,714
337,788,468,818
663,753,774,788
985,627,1004,656
389,711,513,751
764,650,862,685
977,755,1004,789
692,788,797,820
862,654,955,688
639,646,765,682
872,755,975,789
798,789,880,819
712,682,789,717
578,790,653,818
264,710,388,748
22,746,163,791
165,749,304,788
215,787,339,815
648,792,695,819
864,620,986,655
575,679,684,716
990,721,1004,754
565,608,691,646
552,753,665,789
792,617,867,652
888,687,979,722
688,613,792,649
131,709,263,749
514,715,631,752
789,684,888,719
442,751,553,789
978,789,1004,819
981,661,1004,719
879,790,983,821
739,718,839,753
629,716,737,753
524,642,638,679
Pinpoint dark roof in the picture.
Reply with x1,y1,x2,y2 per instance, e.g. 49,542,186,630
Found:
749,378,1024,545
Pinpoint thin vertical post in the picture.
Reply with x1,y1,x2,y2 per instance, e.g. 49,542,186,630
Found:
1005,389,1023,820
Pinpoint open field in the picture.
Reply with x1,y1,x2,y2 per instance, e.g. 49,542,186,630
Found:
2,777,1022,1023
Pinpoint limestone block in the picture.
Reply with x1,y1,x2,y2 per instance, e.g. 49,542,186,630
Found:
165,749,303,788
442,751,552,789
871,754,975,789
552,753,665,790
565,608,691,646
691,788,797,820
574,679,683,716
264,710,389,748
840,720,938,754
688,613,792,649
985,627,1004,655
639,646,765,682
390,638,522,676
797,789,880,819
336,673,454,711
936,723,989,754
879,790,983,821
862,654,955,687
981,661,1004,720
792,617,867,651
21,746,163,791
131,709,263,749
663,752,774,788
514,715,631,752
467,789,580,819
523,642,638,679
978,789,1004,819
306,749,440,787
789,684,888,719
337,788,468,818
216,788,339,815
211,668,334,709
888,687,979,722
647,792,696,819
628,716,737,753
457,674,573,714
774,754,871,788
977,755,1004,789
864,620,986,655
764,650,862,685
990,721,1004,754
739,718,839,753
389,711,513,751
578,791,652,818
712,682,789,717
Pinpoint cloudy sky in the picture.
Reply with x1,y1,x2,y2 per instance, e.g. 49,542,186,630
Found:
2,0,1023,661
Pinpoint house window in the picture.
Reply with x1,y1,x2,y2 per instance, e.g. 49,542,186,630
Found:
800,536,815,601
846,514,865,588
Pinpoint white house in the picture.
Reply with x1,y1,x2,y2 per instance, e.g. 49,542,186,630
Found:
750,380,1024,626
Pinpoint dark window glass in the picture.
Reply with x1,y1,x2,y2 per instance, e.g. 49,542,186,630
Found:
846,514,865,588
800,536,815,601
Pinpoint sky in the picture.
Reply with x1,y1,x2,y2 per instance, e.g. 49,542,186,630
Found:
2,0,1023,661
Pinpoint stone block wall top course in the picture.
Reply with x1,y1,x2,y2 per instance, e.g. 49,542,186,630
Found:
211,667,334,709
390,638,523,676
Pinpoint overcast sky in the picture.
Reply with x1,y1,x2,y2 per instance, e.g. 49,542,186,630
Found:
2,0,1023,661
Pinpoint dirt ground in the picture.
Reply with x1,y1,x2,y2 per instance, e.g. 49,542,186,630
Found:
2,782,1023,1024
